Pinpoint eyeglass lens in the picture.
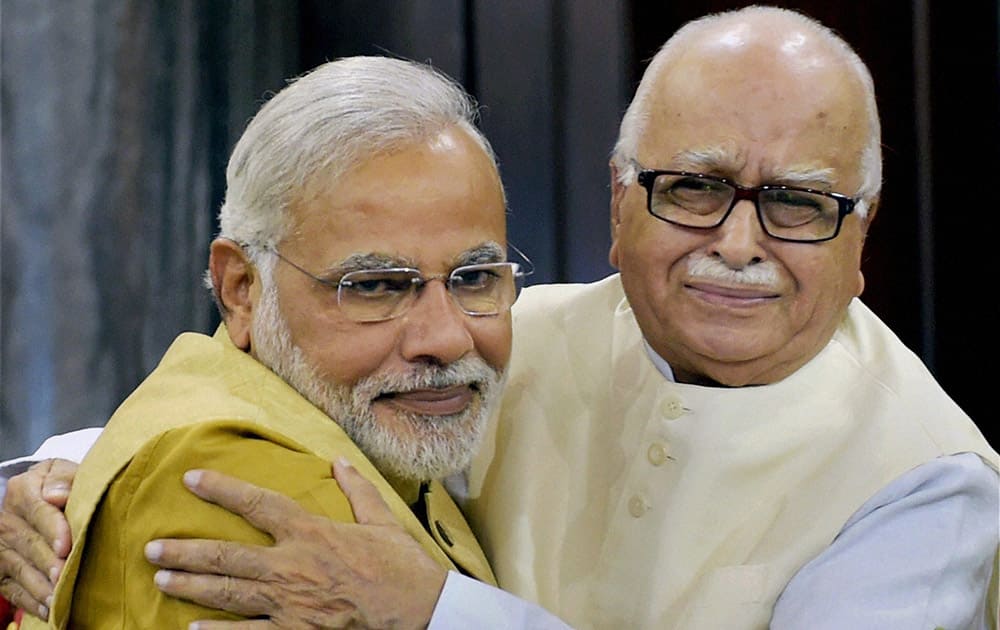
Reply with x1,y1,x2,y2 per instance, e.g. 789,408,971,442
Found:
647,173,844,241
338,264,518,322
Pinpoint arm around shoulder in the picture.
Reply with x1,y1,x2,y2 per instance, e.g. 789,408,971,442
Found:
66,421,352,628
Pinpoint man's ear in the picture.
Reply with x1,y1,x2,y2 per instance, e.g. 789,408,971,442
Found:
609,161,627,269
209,239,257,350
852,197,879,298
864,196,880,228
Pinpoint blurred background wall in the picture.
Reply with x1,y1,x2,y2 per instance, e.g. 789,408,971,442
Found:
2,0,997,458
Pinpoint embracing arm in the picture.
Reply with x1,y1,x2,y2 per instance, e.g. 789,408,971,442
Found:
64,421,412,628
0,428,103,499
0,425,102,615
147,461,575,630
0,459,78,619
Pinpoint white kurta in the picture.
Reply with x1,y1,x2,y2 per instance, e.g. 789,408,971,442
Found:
467,274,998,629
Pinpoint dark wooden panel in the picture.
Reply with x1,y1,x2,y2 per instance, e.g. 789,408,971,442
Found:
558,0,627,282
926,0,999,434
298,0,466,80
472,0,560,284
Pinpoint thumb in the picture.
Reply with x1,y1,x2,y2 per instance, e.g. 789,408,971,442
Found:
331,458,398,527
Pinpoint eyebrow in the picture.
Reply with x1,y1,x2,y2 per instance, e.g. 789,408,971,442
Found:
762,166,837,190
321,241,506,278
671,147,745,174
455,241,505,267
671,148,837,190
324,253,415,278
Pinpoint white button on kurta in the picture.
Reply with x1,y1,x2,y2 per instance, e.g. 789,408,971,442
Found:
647,442,670,466
628,494,650,517
659,398,686,419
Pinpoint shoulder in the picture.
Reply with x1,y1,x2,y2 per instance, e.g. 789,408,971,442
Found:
513,275,624,319
67,421,355,626
119,421,353,522
511,275,625,351
845,452,998,526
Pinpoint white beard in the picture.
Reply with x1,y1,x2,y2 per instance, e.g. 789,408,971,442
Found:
250,281,502,482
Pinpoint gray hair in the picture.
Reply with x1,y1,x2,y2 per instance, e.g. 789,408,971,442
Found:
611,5,882,219
208,56,498,309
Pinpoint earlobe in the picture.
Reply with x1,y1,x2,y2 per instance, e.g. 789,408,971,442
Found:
856,270,865,297
209,239,257,350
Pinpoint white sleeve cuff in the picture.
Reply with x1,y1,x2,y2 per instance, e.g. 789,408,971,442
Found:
0,427,104,499
428,571,574,630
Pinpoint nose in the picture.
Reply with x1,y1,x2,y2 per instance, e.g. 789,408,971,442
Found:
707,200,768,269
398,279,475,365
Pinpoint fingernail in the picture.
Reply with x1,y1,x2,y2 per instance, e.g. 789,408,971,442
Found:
336,456,353,469
49,565,61,583
45,595,54,609
38,604,49,619
189,623,201,630
183,469,203,488
45,484,70,499
53,538,68,556
154,570,171,588
145,541,163,561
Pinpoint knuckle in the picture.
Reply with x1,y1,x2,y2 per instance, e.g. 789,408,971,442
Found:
0,577,28,611
239,488,267,519
4,476,25,505
212,543,231,573
221,575,239,604
0,576,18,605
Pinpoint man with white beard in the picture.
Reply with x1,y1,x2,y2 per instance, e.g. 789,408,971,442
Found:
6,55,570,629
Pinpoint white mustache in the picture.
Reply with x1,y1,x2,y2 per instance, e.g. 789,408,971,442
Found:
357,357,500,402
685,252,781,288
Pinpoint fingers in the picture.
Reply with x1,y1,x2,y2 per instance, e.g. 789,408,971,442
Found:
0,493,65,596
145,539,271,580
331,458,397,526
5,461,74,560
153,570,272,617
182,470,303,540
38,459,78,509
0,511,57,603
0,574,50,621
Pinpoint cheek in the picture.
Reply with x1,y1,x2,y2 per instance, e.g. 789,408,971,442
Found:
782,246,861,318
618,222,697,289
471,315,512,372
306,327,400,385
282,296,399,385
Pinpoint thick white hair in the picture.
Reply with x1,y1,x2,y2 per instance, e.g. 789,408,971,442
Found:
209,56,498,307
611,5,882,218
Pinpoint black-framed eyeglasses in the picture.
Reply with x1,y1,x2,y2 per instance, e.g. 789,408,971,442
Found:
260,245,533,323
633,161,858,243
